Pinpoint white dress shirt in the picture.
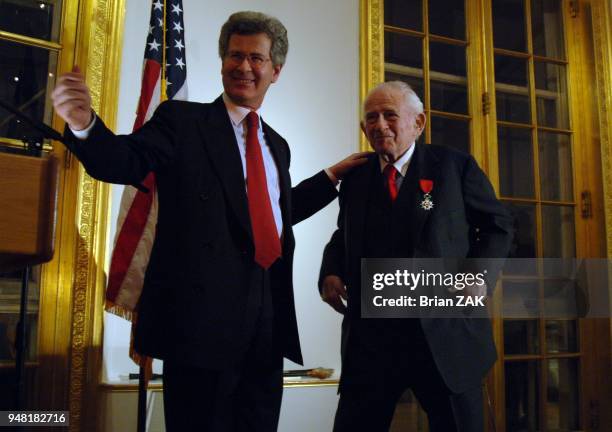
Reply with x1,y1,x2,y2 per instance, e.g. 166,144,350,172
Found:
378,142,416,191
222,93,283,237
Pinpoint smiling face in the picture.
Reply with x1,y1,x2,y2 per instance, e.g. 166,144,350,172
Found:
361,87,426,163
221,33,282,110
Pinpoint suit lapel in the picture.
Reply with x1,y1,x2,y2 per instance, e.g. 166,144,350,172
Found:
395,143,439,251
198,96,252,239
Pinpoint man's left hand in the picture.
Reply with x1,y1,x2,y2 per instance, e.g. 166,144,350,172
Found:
327,152,371,181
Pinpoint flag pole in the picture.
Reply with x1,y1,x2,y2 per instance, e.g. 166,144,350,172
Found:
137,0,168,425
137,366,147,432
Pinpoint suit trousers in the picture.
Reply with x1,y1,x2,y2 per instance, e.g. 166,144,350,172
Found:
162,269,283,432
333,319,484,432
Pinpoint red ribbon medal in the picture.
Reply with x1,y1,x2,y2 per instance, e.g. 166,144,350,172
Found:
419,179,434,210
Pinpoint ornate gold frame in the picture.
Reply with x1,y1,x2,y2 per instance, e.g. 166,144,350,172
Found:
359,0,384,151
591,0,612,259
37,0,125,430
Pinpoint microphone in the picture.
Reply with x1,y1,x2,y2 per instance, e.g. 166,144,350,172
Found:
0,99,149,194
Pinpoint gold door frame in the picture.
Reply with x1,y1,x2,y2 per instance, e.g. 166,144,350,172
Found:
38,0,125,430
591,0,612,259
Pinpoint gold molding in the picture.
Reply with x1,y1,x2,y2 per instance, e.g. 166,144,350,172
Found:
0,30,63,51
360,0,384,151
60,0,124,430
591,0,612,259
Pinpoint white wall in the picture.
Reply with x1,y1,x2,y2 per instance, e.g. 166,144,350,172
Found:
102,1,359,426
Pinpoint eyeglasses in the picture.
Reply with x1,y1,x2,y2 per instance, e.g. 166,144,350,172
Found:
225,51,271,69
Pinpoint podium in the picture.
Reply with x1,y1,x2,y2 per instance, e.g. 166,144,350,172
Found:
0,151,59,272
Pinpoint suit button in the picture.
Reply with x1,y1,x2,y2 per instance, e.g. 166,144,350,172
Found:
200,193,209,201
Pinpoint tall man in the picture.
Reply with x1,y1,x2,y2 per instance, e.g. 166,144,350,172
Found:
52,11,366,431
319,81,513,432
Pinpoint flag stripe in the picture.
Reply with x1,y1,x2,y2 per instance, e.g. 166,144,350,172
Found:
134,60,162,129
106,173,156,302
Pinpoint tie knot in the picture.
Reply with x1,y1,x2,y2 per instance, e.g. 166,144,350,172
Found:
246,111,259,130
384,164,398,181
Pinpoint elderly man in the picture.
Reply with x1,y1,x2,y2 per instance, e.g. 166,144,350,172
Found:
52,11,366,432
319,81,513,432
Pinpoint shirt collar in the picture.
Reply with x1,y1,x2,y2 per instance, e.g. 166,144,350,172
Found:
222,93,262,128
379,142,416,177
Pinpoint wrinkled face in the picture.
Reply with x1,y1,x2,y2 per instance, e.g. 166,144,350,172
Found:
361,88,426,162
221,33,282,110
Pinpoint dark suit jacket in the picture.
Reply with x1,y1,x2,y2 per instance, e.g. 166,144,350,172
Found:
320,144,513,393
64,96,337,368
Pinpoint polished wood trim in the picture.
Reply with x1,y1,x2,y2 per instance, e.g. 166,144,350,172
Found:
422,0,431,143
466,0,488,170
591,0,612,259
0,30,62,51
537,125,573,134
429,33,468,46
538,199,576,206
501,197,575,206
500,197,538,203
587,1,612,430
532,54,568,65
383,25,424,39
493,47,531,59
504,353,581,361
385,63,467,86
497,120,533,129
429,110,471,121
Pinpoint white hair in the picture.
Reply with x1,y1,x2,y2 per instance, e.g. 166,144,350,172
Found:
362,81,424,118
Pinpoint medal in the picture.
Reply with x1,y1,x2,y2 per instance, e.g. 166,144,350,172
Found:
419,179,434,211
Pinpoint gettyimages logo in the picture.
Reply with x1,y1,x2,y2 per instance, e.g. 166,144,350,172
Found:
361,258,609,319
371,269,487,291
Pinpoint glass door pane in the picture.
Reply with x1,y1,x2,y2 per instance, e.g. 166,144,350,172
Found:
0,0,63,42
384,0,471,153
0,39,58,143
492,0,581,429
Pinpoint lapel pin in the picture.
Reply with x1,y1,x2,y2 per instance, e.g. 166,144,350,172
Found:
419,179,434,211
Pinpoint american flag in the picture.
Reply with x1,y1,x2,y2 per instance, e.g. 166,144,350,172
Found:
105,0,187,364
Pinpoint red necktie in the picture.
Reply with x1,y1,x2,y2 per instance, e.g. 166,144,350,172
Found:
384,164,399,202
245,111,281,269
